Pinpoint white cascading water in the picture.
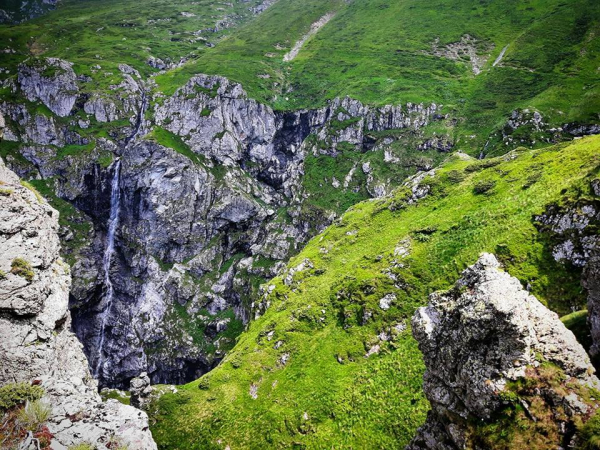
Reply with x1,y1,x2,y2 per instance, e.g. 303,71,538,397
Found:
94,159,122,378
93,89,147,381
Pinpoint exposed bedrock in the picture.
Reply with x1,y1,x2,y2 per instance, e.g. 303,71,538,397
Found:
407,253,599,449
535,185,600,362
0,155,156,450
0,57,473,388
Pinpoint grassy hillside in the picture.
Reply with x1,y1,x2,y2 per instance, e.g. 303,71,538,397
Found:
150,135,600,449
0,0,274,88
156,0,600,154
2,0,598,157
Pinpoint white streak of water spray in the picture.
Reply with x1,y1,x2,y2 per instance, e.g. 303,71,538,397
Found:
94,159,122,378
93,89,147,381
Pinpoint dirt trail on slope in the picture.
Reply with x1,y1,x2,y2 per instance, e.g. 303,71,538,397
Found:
283,12,335,62
493,45,509,66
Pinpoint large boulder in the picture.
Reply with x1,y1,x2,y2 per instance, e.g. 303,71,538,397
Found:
0,155,156,450
408,253,599,449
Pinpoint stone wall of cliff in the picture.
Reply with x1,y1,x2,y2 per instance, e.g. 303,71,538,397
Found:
0,151,156,449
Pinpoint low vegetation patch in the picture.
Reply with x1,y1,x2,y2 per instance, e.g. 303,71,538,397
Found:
10,258,34,282
0,383,44,412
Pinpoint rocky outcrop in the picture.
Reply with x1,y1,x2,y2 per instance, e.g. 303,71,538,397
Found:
408,253,599,449
0,156,156,450
18,58,78,117
496,108,600,151
2,62,448,388
130,372,153,410
535,186,600,361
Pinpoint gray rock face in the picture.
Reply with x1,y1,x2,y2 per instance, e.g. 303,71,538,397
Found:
130,372,153,410
0,157,156,450
408,253,599,449
2,65,446,388
535,190,600,360
18,58,78,117
63,75,444,388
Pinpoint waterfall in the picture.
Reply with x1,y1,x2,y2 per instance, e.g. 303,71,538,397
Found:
93,87,146,381
94,159,122,378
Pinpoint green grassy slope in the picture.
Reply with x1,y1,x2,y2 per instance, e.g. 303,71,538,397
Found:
0,0,274,87
150,135,600,449
156,0,600,154
1,0,598,159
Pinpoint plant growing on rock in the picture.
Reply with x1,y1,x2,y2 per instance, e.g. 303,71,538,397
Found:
579,412,600,450
17,399,52,432
0,382,44,411
68,444,96,450
11,258,34,282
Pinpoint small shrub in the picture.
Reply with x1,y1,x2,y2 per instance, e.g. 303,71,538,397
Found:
11,258,34,282
198,376,210,390
18,399,52,431
230,355,242,369
473,180,496,195
446,169,466,183
522,171,542,189
0,382,44,411
465,159,502,173
0,269,6,279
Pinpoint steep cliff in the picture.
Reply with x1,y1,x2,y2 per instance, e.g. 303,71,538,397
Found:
535,190,600,362
408,253,599,449
2,57,448,387
0,154,156,449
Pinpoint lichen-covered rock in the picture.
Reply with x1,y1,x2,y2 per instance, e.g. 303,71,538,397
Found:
408,253,599,449
18,58,78,117
0,156,156,450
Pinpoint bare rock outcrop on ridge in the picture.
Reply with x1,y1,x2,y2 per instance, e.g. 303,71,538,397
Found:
408,253,599,449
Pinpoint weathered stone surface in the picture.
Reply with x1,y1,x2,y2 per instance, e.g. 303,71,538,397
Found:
2,67,447,388
18,58,78,117
130,372,153,410
408,253,599,449
0,155,156,450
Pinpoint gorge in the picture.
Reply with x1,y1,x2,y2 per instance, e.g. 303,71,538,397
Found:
1,0,600,448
